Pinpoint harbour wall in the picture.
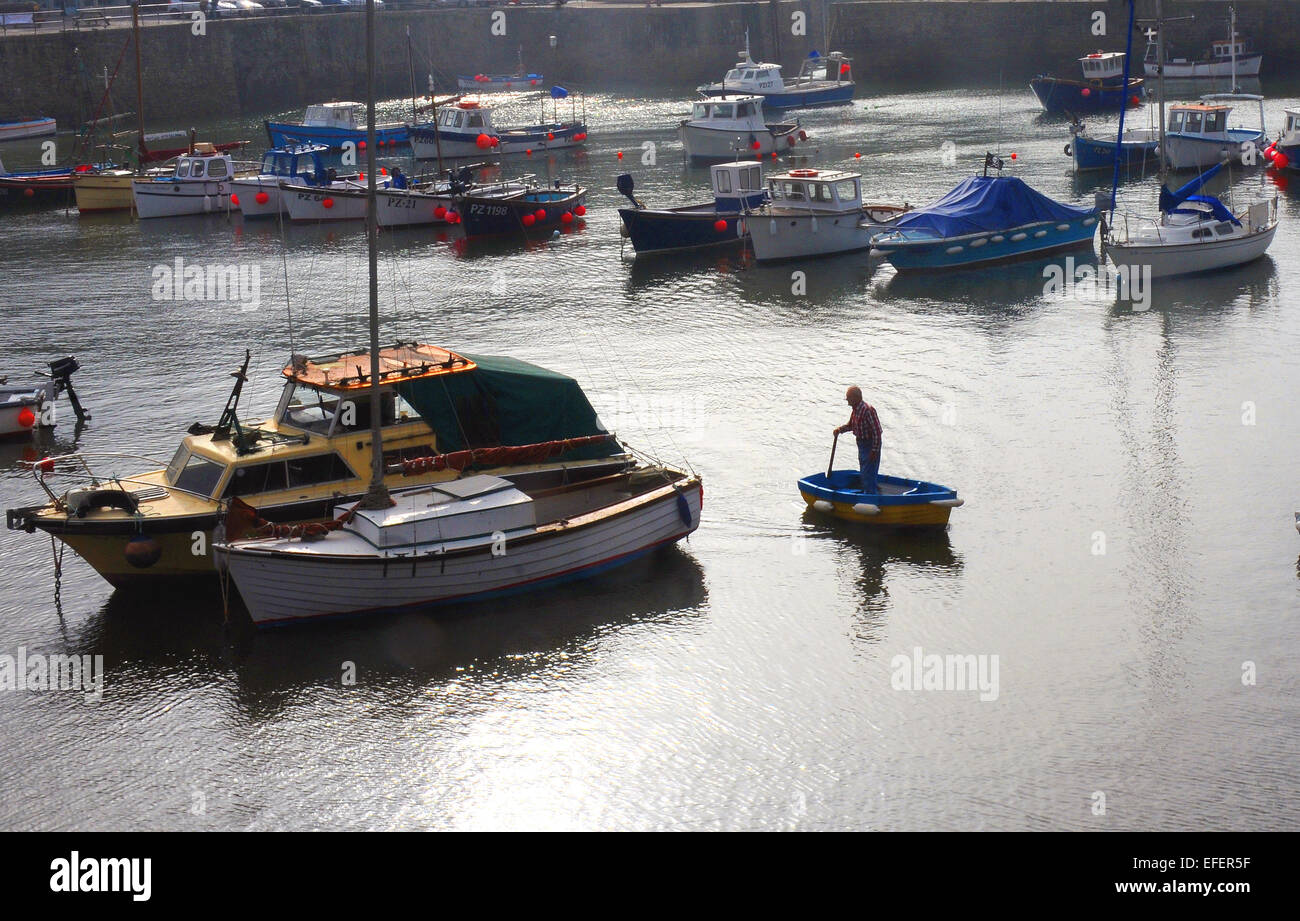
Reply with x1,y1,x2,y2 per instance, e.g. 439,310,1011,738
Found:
2,1,1298,127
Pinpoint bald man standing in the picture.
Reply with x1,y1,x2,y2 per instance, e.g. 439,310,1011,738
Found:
833,386,883,493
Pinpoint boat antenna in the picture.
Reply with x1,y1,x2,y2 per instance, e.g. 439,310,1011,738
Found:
133,1,145,165
360,0,389,511
1108,0,1137,220
1229,5,1239,93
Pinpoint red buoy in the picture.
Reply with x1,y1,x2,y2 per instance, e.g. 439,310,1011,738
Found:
1081,87,1092,97
447,211,460,224
476,133,491,149
574,205,586,216
522,213,536,227
17,406,36,428
713,219,727,233
323,198,335,209
526,149,533,156
751,140,761,150
230,193,240,207
255,191,270,205
434,206,447,219
36,457,55,473
535,208,547,221
561,211,573,224
1274,152,1291,170
359,140,366,150
547,132,555,141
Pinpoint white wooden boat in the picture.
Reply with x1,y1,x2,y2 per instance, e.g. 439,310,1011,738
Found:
375,174,529,227
1142,10,1261,80
1163,95,1266,171
231,143,341,218
215,468,702,626
697,32,854,110
678,95,808,161
410,99,587,159
744,166,908,262
131,144,255,219
0,357,85,439
283,175,391,222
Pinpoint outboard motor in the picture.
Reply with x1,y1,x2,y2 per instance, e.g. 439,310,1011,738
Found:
616,173,642,209
48,356,88,422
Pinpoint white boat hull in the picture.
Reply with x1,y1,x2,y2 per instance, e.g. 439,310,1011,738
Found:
747,210,899,261
284,184,368,222
231,177,287,218
679,123,801,160
216,479,702,625
132,179,238,219
0,382,54,437
1163,133,1264,171
1144,57,1262,79
374,188,455,227
1109,222,1276,278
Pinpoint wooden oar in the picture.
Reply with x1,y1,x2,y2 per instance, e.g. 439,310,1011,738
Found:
826,432,839,478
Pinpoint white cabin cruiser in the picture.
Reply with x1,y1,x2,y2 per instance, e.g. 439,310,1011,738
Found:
678,95,809,161
410,99,587,160
697,33,854,110
1163,95,1266,171
131,144,256,219
744,167,908,262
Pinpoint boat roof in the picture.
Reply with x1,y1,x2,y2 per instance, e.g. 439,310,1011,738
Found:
284,343,476,391
698,94,763,104
1171,103,1234,112
1199,92,1264,102
1077,51,1126,61
769,168,859,182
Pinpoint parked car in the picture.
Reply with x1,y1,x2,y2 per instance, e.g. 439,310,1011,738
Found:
286,0,323,9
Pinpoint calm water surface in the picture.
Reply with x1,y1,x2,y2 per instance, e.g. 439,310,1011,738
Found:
1,83,1298,830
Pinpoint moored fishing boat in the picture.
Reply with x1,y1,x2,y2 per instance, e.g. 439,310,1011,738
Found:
798,470,962,528
697,33,855,110
1143,9,1261,80
1066,120,1159,172
0,161,79,206
1266,108,1300,171
282,172,392,222
266,101,408,150
131,144,256,219
1162,95,1265,171
230,143,341,218
870,158,1099,273
410,96,588,159
5,346,635,587
678,95,809,161
744,166,909,262
458,180,587,238
615,160,765,256
374,171,525,228
1030,51,1145,114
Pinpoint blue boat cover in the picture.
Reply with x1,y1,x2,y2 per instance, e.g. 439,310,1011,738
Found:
890,175,1095,238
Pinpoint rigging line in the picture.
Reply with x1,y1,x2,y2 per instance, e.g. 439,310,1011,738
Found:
277,195,296,357
1109,0,1138,221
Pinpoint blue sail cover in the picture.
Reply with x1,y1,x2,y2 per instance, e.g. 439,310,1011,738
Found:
891,175,1096,239
1158,161,1225,214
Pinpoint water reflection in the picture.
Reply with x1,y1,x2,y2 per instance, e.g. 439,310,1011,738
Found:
70,547,708,722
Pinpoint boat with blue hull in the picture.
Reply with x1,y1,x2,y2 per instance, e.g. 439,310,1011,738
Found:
266,102,408,151
698,35,855,110
1031,51,1145,114
798,471,963,528
459,181,587,238
231,143,345,218
871,160,1099,272
1067,121,1159,172
616,161,765,256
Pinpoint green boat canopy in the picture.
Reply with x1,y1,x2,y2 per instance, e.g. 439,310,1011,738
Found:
397,353,620,461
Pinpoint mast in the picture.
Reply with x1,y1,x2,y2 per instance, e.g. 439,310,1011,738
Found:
1229,5,1238,92
1156,0,1167,186
360,0,388,510
133,1,145,164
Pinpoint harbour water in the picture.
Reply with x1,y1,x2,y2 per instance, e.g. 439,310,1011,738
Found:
1,84,1298,830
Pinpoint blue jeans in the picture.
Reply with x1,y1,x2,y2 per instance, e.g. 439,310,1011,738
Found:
857,440,880,493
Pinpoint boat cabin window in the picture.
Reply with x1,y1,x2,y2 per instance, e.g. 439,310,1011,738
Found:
778,181,806,201
1169,111,1185,131
716,170,733,194
171,453,226,498
725,70,743,82
711,103,734,119
223,460,288,497
1203,111,1225,133
453,111,465,128
330,390,418,434
736,102,756,118
1213,222,1235,235
741,165,761,191
757,70,771,78
281,383,342,433
1288,115,1297,132
693,103,708,120
835,178,859,202
1184,112,1204,134
191,160,206,178
467,114,485,128
1192,227,1213,239
207,159,228,179
175,161,191,178
287,452,356,488
809,182,834,203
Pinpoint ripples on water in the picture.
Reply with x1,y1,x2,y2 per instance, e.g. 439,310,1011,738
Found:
0,85,1298,830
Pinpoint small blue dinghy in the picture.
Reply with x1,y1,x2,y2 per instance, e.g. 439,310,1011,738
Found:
798,471,963,527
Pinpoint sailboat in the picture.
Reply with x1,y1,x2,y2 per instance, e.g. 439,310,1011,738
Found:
1103,0,1278,279
212,2,702,627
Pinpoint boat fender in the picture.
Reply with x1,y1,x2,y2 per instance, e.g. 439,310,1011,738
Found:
124,534,162,569
851,503,880,515
675,487,693,526
69,488,140,519
1064,143,1072,156
930,498,964,508
812,499,834,513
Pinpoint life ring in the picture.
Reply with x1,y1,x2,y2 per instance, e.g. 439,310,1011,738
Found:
71,489,140,519
788,168,818,177
460,101,480,109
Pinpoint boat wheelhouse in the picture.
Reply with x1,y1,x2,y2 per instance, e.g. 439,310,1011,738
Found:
697,35,854,110
265,102,409,150
678,95,809,161
6,344,634,586
1030,51,1145,114
231,143,338,218
616,160,766,256
131,144,256,219
745,166,908,262
1162,95,1266,171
